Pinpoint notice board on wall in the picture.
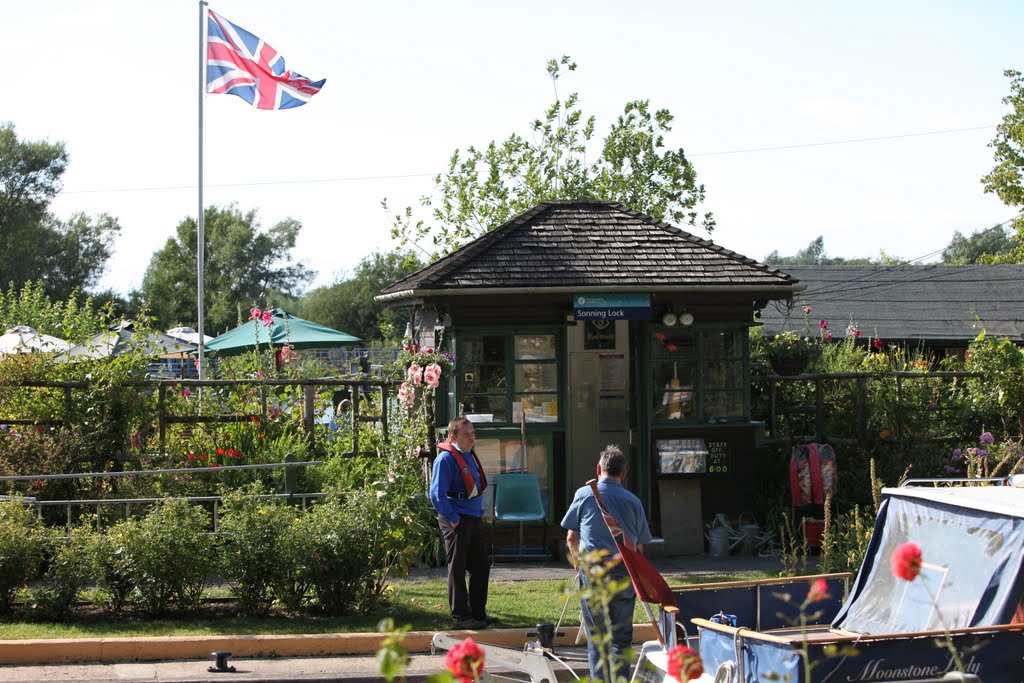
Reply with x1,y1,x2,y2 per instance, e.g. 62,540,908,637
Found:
706,439,730,475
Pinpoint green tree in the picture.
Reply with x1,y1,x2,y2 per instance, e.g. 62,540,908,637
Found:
0,123,119,298
300,251,422,342
387,56,714,258
982,69,1024,262
763,236,899,265
139,204,313,333
942,224,1014,264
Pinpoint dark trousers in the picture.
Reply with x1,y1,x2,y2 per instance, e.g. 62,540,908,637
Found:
580,571,636,682
438,515,490,620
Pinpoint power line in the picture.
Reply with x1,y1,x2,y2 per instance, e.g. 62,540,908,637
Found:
60,124,997,196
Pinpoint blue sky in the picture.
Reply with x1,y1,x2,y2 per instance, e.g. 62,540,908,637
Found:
4,1,1021,296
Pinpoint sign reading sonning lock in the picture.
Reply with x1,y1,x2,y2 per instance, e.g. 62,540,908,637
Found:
572,294,651,321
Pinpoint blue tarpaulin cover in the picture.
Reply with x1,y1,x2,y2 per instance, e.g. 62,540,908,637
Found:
833,486,1024,634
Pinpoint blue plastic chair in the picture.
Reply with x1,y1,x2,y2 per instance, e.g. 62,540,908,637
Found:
491,473,548,562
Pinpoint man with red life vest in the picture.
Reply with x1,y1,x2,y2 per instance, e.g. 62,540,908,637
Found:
429,416,495,630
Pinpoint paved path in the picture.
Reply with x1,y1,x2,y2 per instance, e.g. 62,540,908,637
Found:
0,553,793,683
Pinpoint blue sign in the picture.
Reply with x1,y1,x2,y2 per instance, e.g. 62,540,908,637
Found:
574,294,651,308
573,293,651,321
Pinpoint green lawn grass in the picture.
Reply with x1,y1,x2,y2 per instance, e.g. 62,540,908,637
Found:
0,571,771,640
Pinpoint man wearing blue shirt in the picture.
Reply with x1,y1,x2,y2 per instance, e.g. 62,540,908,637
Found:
429,417,493,630
561,445,652,682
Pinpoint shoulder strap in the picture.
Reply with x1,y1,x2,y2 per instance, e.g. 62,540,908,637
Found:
438,441,487,497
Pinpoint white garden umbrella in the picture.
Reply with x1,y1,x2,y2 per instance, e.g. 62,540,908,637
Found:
0,325,72,354
165,326,213,346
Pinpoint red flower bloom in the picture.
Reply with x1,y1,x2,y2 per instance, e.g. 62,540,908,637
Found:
654,333,667,341
199,453,208,461
879,429,891,440
444,638,485,683
258,434,265,440
216,448,226,456
891,542,923,581
819,320,829,329
807,578,830,603
665,343,679,351
187,452,196,461
873,338,883,350
251,415,261,424
210,463,223,468
666,644,703,682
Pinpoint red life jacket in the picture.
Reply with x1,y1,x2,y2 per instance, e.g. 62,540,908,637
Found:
437,441,487,499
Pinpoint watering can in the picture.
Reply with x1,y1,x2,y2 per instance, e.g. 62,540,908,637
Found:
705,514,745,557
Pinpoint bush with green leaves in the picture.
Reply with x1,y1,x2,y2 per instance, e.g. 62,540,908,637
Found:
300,496,375,616
0,500,47,613
217,488,298,617
31,524,96,620
88,525,135,612
114,498,214,615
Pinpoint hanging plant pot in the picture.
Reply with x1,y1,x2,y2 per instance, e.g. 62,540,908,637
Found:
770,356,809,376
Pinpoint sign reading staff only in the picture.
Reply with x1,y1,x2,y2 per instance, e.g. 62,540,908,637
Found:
573,294,651,321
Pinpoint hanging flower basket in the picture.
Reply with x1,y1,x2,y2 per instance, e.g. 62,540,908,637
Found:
770,355,809,376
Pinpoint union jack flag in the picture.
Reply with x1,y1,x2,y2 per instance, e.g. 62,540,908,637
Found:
588,480,676,607
206,9,325,110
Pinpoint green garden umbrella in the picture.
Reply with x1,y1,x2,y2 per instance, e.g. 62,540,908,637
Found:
204,308,361,356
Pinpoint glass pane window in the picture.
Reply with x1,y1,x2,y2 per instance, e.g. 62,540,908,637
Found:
652,360,696,421
458,331,561,427
514,363,558,393
515,335,556,360
650,325,747,424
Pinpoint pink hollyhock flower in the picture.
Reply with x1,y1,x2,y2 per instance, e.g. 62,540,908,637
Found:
823,331,833,341
445,638,485,683
181,388,191,399
819,319,829,329
424,362,442,390
891,542,922,581
261,310,274,326
807,578,830,603
407,363,423,386
397,382,415,407
802,306,812,315
666,644,703,682
873,338,883,349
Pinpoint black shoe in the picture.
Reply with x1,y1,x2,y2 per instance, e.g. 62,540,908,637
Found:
478,614,500,626
452,617,488,630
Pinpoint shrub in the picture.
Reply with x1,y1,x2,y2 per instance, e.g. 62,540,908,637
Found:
0,500,47,614
218,488,298,617
301,496,375,615
118,498,214,615
31,524,96,620
88,526,134,612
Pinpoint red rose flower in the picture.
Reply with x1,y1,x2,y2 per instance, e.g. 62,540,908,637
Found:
444,638,485,683
807,578,830,603
891,542,922,581
666,644,703,682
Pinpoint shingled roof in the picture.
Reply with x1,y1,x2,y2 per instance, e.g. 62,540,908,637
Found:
378,200,799,300
759,264,1024,344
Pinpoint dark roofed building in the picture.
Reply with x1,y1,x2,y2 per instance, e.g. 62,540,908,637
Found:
380,200,799,298
759,264,1024,350
380,200,804,556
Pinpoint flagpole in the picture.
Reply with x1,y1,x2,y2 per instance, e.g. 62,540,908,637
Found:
196,0,208,380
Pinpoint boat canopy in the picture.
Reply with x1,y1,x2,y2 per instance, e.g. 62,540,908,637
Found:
833,486,1024,634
